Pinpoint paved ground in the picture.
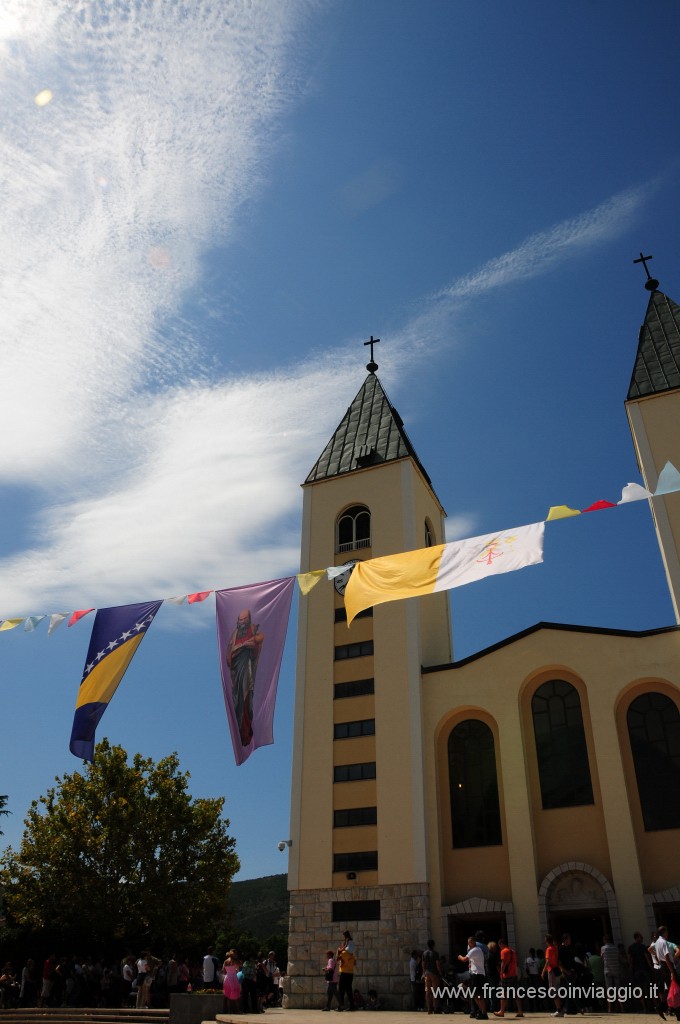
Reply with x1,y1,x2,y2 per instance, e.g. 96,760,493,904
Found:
214,1012,666,1024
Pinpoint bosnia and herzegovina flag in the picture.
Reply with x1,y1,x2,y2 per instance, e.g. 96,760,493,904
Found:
344,522,545,625
69,600,162,761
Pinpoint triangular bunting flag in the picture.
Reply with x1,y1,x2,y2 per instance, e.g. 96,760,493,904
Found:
619,482,652,504
68,608,95,627
48,613,68,635
297,570,325,595
165,596,187,605
327,562,356,580
654,461,680,496
24,615,46,632
546,505,581,521
188,591,213,604
581,500,616,513
0,618,24,632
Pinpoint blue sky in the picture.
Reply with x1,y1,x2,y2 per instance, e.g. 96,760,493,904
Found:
1,0,679,883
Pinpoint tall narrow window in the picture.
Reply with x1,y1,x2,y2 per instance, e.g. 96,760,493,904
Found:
448,719,502,848
425,519,435,547
337,505,371,553
531,680,594,809
627,692,680,831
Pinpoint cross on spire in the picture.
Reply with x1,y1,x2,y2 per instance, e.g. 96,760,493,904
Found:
364,335,380,373
633,252,659,292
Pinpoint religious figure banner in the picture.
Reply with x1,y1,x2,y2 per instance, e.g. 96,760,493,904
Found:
216,576,295,766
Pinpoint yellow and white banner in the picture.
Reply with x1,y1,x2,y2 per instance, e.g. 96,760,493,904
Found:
344,521,545,625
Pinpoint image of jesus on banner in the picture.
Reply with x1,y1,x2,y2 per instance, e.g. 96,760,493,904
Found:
226,609,265,747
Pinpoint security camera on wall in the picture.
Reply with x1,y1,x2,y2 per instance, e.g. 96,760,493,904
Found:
278,840,291,851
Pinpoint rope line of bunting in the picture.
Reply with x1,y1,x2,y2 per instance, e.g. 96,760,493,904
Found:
1,462,679,635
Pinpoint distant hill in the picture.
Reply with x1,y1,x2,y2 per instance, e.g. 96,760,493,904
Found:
227,873,289,937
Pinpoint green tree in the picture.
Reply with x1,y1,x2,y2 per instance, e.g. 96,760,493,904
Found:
0,740,239,950
0,793,8,835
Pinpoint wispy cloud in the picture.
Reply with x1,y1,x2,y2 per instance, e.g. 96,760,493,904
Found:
439,185,649,302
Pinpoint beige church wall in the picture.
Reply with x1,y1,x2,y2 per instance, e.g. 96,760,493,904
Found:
518,667,612,884
332,735,375,766
334,614,373,645
421,626,680,951
434,708,512,905
332,693,374,724
403,460,454,667
303,459,428,566
373,597,428,884
293,542,338,891
333,654,375,683
332,824,378,853
615,677,680,894
332,778,376,809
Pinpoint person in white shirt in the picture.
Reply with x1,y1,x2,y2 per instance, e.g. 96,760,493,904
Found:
654,926,676,1017
459,936,488,1020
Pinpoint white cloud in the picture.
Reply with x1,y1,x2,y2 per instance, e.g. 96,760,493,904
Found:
444,515,479,542
0,0,318,483
0,356,356,613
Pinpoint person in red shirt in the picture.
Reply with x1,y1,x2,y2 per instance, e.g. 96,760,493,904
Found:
493,940,523,1018
541,935,563,1017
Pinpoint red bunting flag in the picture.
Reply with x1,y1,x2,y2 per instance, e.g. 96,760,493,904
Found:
68,608,95,627
188,591,213,604
581,500,616,513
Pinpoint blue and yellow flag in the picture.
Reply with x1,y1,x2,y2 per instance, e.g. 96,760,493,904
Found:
69,600,162,761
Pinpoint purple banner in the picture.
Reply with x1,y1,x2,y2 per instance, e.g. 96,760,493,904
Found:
216,576,295,766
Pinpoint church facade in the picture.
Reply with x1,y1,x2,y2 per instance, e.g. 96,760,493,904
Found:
284,281,680,1008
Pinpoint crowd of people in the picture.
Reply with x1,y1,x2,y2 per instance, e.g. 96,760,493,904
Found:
408,928,680,1018
0,947,284,1012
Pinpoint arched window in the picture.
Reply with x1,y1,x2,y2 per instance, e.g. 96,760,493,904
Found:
425,519,435,547
337,505,371,553
627,692,680,831
531,680,594,809
448,719,502,848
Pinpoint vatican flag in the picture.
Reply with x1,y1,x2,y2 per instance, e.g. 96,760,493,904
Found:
344,521,545,625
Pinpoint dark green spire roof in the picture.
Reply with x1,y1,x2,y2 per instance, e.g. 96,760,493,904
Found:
305,373,432,486
628,288,680,399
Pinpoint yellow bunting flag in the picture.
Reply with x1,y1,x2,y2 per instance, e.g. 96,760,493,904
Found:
297,570,325,595
0,618,25,631
546,505,581,521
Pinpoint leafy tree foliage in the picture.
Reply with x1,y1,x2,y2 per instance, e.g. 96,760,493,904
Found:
0,740,239,950
0,793,8,835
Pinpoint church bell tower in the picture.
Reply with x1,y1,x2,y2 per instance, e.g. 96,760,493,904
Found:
625,258,680,622
285,342,452,1008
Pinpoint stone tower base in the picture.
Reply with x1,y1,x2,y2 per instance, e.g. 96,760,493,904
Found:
284,882,431,1010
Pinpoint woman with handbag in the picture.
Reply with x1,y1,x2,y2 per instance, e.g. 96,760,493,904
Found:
323,951,339,1011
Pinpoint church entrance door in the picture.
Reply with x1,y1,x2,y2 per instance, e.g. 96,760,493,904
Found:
448,913,506,970
549,909,611,952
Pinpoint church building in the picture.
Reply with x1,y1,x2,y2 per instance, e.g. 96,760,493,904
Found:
284,274,680,1008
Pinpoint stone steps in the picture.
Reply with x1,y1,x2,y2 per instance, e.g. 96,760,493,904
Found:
0,1009,169,1024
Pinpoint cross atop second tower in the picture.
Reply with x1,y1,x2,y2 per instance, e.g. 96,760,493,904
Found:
364,335,380,373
